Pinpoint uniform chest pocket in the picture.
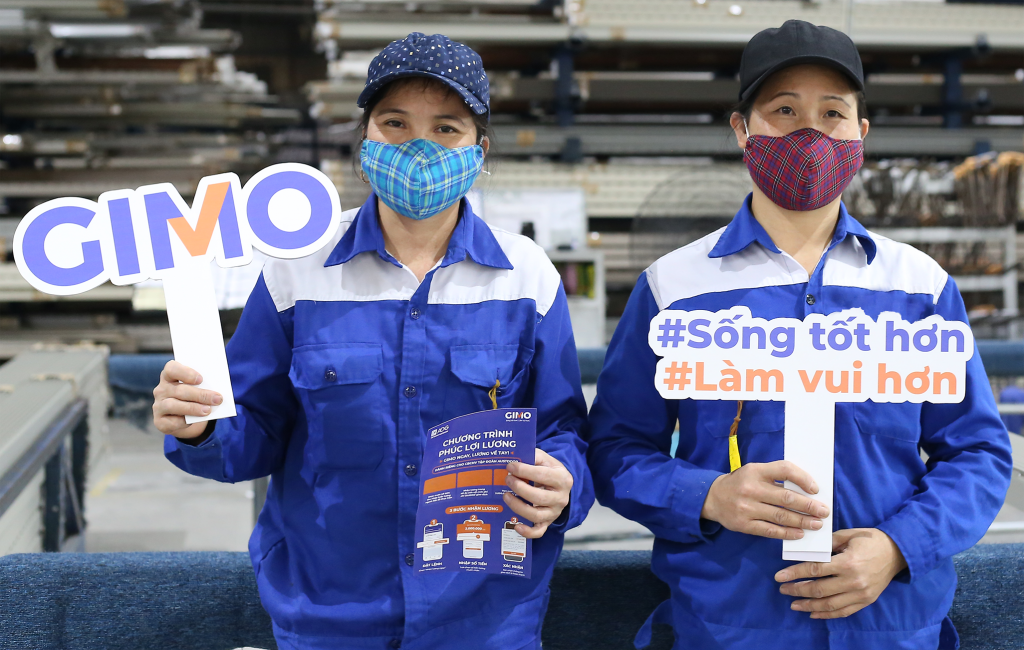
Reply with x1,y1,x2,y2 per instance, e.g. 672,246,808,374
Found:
852,401,922,443
290,343,386,471
445,344,529,415
699,401,784,438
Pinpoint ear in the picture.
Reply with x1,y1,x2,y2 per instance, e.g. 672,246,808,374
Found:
859,118,870,140
729,112,748,150
480,135,490,157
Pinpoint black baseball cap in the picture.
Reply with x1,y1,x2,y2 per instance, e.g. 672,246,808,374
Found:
739,20,864,102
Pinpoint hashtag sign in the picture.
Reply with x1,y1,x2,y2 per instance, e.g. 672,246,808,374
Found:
663,362,692,390
658,319,686,347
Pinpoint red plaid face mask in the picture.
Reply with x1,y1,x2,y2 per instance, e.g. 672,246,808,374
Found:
743,127,864,212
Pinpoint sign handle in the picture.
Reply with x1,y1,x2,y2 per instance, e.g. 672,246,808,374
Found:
162,258,237,424
782,397,835,563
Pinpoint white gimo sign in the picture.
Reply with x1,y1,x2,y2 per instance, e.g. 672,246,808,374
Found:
14,163,342,423
648,306,973,562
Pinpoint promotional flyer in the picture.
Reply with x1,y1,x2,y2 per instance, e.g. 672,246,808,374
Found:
415,408,537,578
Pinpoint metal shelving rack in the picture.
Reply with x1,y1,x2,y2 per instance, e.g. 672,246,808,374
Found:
875,226,1019,336
307,0,1024,334
314,0,1024,49
310,0,1024,142
548,248,606,348
0,0,304,353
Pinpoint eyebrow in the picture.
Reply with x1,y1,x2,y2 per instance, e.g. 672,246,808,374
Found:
376,107,468,123
821,94,852,107
434,113,468,123
765,91,852,108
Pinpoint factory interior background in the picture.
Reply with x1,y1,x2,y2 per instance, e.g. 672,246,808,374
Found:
0,0,1022,568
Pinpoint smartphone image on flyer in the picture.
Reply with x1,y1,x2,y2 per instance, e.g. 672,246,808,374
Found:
502,518,527,563
422,520,445,562
457,515,491,559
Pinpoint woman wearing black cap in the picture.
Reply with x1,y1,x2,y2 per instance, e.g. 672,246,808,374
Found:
588,20,1010,649
154,32,593,650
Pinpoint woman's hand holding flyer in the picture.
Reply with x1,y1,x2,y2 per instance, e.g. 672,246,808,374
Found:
415,408,540,578
502,449,574,539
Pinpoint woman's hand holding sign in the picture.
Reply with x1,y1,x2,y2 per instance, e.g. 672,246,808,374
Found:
701,460,830,540
776,528,907,618
153,360,224,439
503,449,573,539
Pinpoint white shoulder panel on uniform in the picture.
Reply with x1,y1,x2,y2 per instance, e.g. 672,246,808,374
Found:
824,232,948,304
428,226,562,317
263,207,418,312
645,226,805,311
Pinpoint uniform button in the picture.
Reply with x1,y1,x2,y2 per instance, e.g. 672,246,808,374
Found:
404,385,417,398
390,639,402,649
404,553,414,566
410,307,421,320
324,367,337,382
404,463,418,476
805,294,816,305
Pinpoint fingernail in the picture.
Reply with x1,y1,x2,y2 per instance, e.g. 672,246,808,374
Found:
791,603,802,611
795,530,804,539
195,374,203,384
776,571,789,582
810,482,819,493
811,520,823,530
201,406,211,415
213,394,223,405
818,506,829,517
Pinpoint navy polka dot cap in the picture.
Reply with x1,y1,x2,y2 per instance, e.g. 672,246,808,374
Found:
357,32,489,116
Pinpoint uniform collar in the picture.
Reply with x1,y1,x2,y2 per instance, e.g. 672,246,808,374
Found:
325,192,514,271
708,193,876,264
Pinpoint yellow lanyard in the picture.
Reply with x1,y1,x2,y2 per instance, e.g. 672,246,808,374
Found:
488,379,500,410
728,401,744,472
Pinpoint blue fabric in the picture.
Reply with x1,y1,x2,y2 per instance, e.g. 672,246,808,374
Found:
1,546,1022,650
587,200,1013,650
357,32,489,116
107,353,173,428
325,192,512,271
360,139,484,220
165,194,593,650
708,196,876,264
0,551,277,650
976,340,1024,377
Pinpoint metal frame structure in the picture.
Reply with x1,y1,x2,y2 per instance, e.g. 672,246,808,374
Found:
876,226,1019,337
0,386,89,555
315,0,1024,50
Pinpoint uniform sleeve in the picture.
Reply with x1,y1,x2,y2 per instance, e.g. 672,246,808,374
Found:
876,278,1013,580
586,272,724,543
528,283,594,532
164,273,298,483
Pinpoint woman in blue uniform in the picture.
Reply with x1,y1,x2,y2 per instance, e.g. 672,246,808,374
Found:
587,20,1011,650
153,33,593,650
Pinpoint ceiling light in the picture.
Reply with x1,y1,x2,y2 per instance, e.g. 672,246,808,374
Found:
49,24,147,38
144,46,211,59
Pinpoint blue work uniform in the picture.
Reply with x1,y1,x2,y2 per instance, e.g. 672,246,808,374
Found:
166,194,593,650
587,196,1012,650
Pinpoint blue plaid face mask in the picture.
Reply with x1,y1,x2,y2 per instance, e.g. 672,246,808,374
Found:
360,138,484,221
